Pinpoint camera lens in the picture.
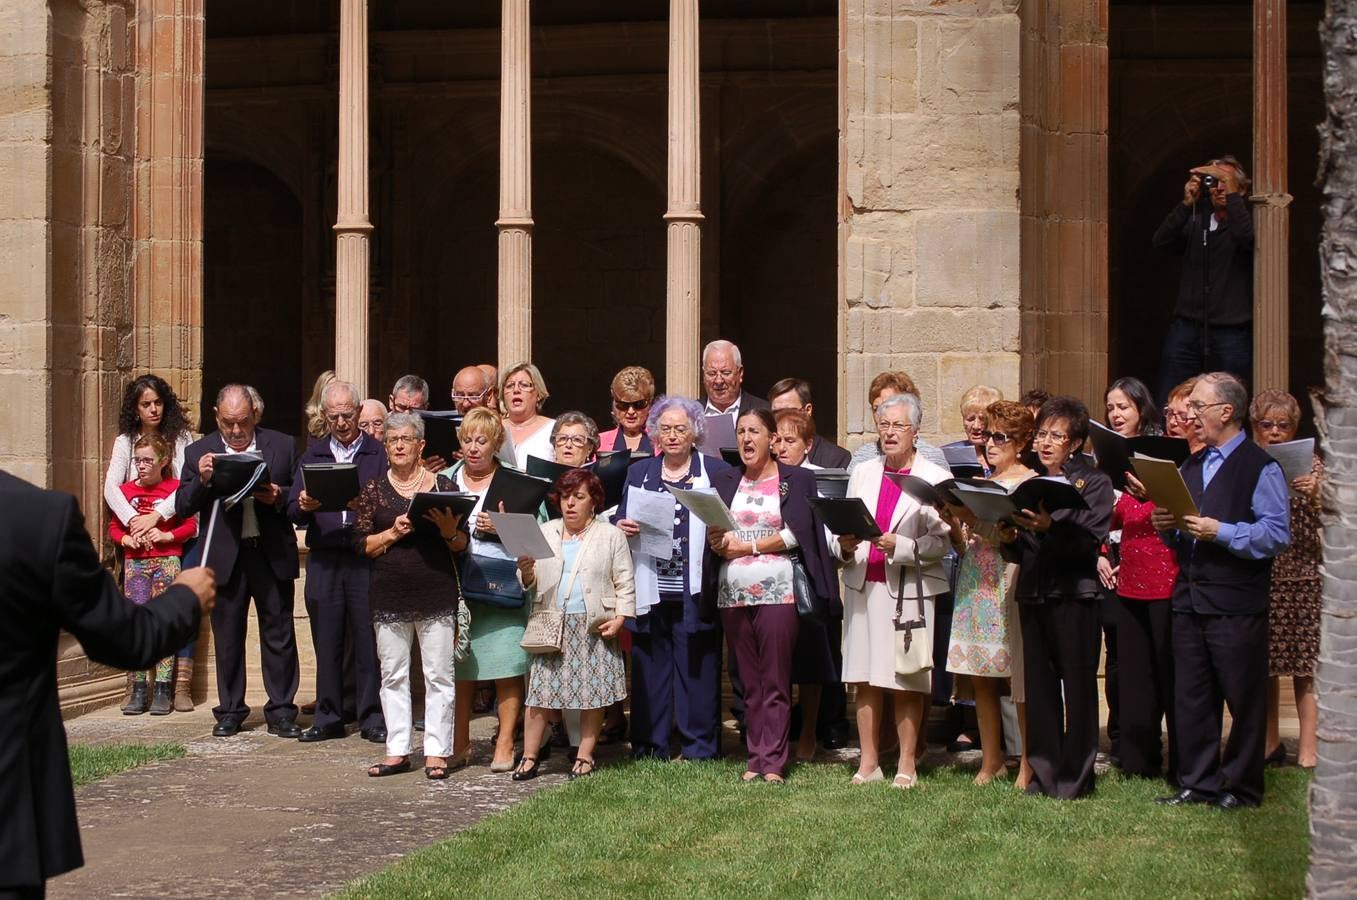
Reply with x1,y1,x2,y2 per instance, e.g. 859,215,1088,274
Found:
1201,174,1218,190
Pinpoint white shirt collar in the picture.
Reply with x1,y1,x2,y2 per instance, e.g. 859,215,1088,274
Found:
705,394,741,418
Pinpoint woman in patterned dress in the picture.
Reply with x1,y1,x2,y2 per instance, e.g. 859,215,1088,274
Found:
944,401,1036,785
1251,389,1321,769
514,469,636,780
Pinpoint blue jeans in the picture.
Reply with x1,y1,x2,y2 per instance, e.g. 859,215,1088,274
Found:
1158,317,1252,405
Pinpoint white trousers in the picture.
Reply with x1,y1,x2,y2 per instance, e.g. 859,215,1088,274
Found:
375,618,456,758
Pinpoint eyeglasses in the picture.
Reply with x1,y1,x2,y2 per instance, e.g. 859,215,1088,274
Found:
1034,429,1069,444
613,397,650,411
132,456,161,466
703,369,736,380
504,380,535,393
325,410,356,423
1165,409,1192,423
1257,419,1292,431
657,424,690,436
385,435,420,446
450,387,489,404
876,421,914,434
1186,400,1228,417
981,431,1012,445
552,435,590,448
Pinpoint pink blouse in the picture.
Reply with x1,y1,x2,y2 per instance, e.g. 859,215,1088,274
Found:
866,466,908,583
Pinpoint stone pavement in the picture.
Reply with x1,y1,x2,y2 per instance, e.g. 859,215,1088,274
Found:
51,707,565,899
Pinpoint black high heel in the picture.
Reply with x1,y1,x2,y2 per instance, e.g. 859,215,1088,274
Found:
511,755,540,781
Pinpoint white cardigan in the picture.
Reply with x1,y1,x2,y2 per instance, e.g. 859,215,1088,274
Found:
836,455,953,598
103,431,192,526
522,519,637,620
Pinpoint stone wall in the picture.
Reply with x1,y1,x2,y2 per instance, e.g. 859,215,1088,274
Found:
839,0,1023,447
1018,0,1109,409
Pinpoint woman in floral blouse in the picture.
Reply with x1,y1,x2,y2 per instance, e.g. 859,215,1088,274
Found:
703,409,839,784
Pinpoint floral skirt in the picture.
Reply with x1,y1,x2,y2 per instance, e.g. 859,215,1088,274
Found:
124,556,181,605
525,614,627,710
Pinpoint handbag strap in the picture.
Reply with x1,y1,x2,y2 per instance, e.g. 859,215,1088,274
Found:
894,542,928,628
554,522,594,611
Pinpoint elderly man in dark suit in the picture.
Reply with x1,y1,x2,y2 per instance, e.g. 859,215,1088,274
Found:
177,383,302,738
768,377,852,469
1152,372,1290,810
288,380,388,743
701,339,770,424
0,471,213,898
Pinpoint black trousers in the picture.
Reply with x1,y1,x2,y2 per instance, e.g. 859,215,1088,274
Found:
1117,597,1176,778
0,884,45,900
305,549,383,731
1172,610,1268,805
212,543,300,724
816,617,849,740
1099,591,1120,758
1021,597,1101,799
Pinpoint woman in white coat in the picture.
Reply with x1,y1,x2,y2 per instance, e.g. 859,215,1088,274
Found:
832,393,952,789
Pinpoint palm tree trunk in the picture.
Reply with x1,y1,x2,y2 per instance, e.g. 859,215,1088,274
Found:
1309,1,1357,895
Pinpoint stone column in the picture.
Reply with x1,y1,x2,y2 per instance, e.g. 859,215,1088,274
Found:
334,0,372,397
131,0,205,426
1251,0,1289,392
497,0,533,368
665,0,703,398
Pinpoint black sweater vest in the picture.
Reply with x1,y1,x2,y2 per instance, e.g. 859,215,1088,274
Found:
1171,437,1274,615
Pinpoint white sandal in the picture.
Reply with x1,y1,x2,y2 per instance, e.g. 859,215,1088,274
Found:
851,767,884,785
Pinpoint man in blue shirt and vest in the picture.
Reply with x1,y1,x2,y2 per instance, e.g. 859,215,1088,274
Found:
1151,371,1290,810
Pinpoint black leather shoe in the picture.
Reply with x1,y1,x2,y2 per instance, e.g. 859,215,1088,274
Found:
361,727,388,744
1155,789,1214,806
1213,791,1257,811
212,718,241,738
298,723,346,743
268,719,303,739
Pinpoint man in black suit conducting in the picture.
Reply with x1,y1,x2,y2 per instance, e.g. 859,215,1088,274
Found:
0,472,214,898
177,383,303,738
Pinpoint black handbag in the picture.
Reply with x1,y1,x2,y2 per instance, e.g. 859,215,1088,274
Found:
791,554,826,620
459,553,526,609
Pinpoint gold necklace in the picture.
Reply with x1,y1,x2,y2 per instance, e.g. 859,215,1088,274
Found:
388,467,426,495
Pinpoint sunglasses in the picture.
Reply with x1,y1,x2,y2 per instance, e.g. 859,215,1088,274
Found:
613,398,650,412
980,431,1012,445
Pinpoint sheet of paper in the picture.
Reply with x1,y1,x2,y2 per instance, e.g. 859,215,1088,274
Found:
664,484,738,532
1263,438,1315,486
486,512,555,560
699,413,737,458
624,486,675,560
1129,455,1199,523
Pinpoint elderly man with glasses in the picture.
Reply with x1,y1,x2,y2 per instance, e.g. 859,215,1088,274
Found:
288,380,390,744
1151,372,1290,810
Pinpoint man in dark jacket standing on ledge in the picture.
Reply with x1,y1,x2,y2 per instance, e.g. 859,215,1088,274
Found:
1152,155,1254,402
0,471,215,898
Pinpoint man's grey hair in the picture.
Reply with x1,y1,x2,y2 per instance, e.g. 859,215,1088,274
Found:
552,411,600,451
1200,372,1249,427
321,380,360,410
216,383,259,413
391,374,430,404
874,392,923,429
384,411,425,439
701,339,743,369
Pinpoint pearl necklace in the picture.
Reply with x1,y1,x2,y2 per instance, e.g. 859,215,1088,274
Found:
388,467,427,496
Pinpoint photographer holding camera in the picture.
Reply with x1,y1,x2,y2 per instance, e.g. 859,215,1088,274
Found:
1152,156,1254,403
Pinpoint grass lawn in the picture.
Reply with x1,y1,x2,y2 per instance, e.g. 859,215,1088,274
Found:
341,759,1310,899
67,742,186,787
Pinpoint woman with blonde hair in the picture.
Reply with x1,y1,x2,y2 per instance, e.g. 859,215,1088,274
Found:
499,363,555,469
304,370,338,439
944,385,1003,475
599,366,656,455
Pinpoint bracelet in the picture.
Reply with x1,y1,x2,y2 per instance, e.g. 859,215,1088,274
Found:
749,538,759,556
